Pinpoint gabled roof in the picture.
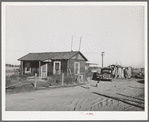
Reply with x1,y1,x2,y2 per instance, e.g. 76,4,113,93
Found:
18,51,88,61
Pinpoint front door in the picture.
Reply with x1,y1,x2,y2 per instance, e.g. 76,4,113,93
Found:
41,63,47,77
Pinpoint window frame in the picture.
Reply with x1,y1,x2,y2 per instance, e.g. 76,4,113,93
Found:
53,61,61,75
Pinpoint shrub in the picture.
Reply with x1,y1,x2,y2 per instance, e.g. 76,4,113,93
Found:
46,74,79,86
7,74,28,81
63,75,79,85
46,75,62,85
17,75,28,81
6,76,11,87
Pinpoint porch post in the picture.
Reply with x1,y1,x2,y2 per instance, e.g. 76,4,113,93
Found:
21,61,23,75
30,61,32,75
46,63,47,77
67,59,69,77
39,61,41,77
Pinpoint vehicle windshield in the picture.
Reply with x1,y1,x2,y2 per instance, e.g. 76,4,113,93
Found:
101,69,112,73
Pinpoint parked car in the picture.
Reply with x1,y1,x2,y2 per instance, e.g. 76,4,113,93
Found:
92,67,114,81
92,72,102,80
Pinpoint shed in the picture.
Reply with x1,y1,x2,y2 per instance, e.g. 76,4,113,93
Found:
18,51,88,78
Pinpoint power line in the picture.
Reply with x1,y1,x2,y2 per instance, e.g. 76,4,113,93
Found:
101,52,105,67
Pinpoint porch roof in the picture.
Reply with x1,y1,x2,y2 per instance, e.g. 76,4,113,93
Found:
18,51,88,61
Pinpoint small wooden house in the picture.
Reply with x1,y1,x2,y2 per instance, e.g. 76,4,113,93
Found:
18,51,88,78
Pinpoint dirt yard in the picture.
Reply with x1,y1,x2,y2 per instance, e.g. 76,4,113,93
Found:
5,78,144,111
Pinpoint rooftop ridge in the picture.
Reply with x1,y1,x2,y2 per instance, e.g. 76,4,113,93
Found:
18,51,88,61
30,51,79,54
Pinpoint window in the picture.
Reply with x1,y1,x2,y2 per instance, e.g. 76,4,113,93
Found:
55,63,59,70
53,61,61,75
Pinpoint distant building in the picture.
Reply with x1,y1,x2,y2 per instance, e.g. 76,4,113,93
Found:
85,62,100,77
18,51,88,78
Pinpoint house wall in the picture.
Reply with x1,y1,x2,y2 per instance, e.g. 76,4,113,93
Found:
67,59,86,80
47,59,67,76
20,52,87,78
41,59,85,77
71,53,85,60
61,59,67,75
67,59,85,73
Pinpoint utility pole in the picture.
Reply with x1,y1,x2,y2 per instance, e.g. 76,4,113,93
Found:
101,52,105,67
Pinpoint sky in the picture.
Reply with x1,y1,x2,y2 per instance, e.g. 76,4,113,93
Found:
5,3,145,68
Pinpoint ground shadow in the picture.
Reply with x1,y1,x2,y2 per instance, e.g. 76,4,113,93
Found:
92,79,112,82
80,85,89,89
128,86,144,89
137,80,144,84
100,79,112,82
90,85,97,87
116,93,144,101
92,92,144,109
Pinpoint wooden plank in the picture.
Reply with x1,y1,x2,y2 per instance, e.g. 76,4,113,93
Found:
62,73,64,85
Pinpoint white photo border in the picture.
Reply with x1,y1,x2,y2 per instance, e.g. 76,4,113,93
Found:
2,2,148,120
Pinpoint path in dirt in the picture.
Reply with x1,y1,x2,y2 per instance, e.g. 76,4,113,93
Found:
6,79,144,111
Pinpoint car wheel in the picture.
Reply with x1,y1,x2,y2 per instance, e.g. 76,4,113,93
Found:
103,73,107,79
103,73,111,79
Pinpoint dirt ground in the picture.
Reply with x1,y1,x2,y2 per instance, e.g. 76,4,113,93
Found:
5,78,144,111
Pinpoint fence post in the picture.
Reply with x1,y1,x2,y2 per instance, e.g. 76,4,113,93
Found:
69,69,72,78
34,73,37,88
62,73,64,86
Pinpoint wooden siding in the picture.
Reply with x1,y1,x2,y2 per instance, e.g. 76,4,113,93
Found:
47,60,67,76
61,59,67,75
71,53,86,61
67,59,86,80
21,59,86,79
67,59,85,74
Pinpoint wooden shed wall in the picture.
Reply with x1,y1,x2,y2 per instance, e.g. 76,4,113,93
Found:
47,60,67,76
61,59,67,74
67,59,86,74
